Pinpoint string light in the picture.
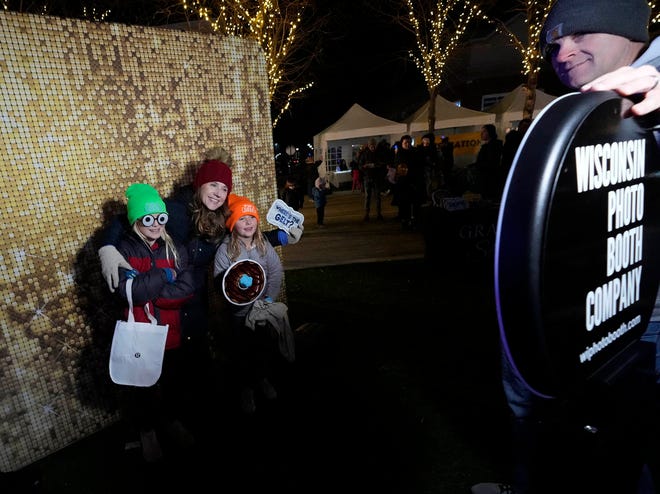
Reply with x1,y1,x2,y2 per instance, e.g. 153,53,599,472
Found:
272,81,314,128
406,0,488,92
649,1,660,25
83,6,111,22
490,0,554,76
181,0,313,128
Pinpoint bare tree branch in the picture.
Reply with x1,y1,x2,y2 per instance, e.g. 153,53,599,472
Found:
396,0,489,132
175,0,326,128
489,0,554,120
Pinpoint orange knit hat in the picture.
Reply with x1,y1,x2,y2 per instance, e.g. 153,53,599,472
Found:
226,194,260,231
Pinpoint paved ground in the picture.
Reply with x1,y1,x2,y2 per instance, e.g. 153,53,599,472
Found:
4,262,510,494
282,189,426,270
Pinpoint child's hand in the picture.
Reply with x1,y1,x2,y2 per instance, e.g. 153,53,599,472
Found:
162,268,177,283
288,225,304,244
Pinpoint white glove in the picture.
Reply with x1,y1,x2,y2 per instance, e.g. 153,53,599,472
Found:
98,245,132,292
288,225,304,245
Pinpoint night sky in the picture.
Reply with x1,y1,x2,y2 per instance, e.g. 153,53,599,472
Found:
272,0,426,150
271,0,523,150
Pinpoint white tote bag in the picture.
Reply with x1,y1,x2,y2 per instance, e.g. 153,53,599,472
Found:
109,278,168,387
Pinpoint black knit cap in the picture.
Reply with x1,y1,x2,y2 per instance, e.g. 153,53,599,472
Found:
541,0,650,59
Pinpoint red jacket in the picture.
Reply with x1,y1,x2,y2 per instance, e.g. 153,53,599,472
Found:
116,233,195,350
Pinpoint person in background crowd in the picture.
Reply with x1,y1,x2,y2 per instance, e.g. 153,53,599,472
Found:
305,159,321,199
501,119,532,173
439,135,455,190
377,139,395,165
499,118,532,193
417,133,440,201
472,0,660,492
393,134,424,230
114,183,196,462
469,124,503,200
350,159,362,193
312,175,329,227
383,161,397,198
358,138,386,221
279,175,304,211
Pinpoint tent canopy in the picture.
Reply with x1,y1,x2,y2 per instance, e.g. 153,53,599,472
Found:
313,103,407,164
485,84,558,126
406,95,495,133
314,103,406,143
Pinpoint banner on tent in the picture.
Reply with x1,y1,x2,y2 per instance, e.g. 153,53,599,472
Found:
446,132,481,156
413,131,481,157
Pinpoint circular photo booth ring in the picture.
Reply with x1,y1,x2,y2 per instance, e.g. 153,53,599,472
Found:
495,90,660,398
222,259,266,306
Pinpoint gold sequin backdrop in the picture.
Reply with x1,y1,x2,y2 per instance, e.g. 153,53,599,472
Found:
0,10,280,471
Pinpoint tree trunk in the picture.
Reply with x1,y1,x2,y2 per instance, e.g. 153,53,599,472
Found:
427,87,438,133
523,71,538,121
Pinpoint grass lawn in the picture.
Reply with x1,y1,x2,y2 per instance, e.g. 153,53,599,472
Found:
10,259,655,493
4,259,513,494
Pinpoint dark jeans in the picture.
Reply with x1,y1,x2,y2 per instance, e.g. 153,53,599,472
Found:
363,176,382,216
117,347,185,433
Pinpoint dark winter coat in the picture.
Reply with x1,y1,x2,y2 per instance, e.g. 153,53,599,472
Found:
280,185,305,211
116,233,195,350
358,146,386,182
394,144,425,204
311,185,327,208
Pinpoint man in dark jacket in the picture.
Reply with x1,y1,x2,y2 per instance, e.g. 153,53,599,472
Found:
358,138,386,221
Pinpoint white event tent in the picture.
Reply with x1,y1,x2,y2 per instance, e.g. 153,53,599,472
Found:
406,95,495,134
485,84,558,132
313,103,407,179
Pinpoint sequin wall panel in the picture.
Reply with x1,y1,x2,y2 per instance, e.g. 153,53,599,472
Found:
0,10,278,471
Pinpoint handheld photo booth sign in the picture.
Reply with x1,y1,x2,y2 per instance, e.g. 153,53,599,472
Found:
267,199,305,233
495,91,660,397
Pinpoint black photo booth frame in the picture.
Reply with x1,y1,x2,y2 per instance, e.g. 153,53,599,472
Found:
495,90,660,399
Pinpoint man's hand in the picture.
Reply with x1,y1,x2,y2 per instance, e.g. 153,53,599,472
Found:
288,225,304,244
98,245,132,292
581,65,660,116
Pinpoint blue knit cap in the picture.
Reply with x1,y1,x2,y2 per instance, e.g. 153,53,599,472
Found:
541,0,650,59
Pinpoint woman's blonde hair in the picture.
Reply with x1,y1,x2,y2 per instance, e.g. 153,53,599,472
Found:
132,222,181,268
226,221,267,263
190,188,229,244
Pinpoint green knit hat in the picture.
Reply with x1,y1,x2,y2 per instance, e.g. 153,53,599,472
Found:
125,183,167,225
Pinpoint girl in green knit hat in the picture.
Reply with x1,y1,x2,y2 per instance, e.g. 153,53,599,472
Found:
115,183,196,463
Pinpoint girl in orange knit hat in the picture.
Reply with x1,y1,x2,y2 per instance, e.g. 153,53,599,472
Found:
214,195,284,414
